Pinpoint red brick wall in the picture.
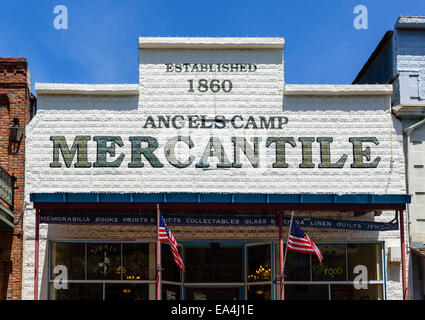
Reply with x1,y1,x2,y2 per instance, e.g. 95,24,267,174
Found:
0,58,35,300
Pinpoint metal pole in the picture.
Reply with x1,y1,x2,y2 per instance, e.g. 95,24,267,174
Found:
279,211,284,300
156,204,162,300
34,208,39,300
399,210,408,300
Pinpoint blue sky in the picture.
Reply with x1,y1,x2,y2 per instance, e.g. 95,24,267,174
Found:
1,0,424,93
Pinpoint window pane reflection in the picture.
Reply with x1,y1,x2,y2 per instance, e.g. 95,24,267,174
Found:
105,284,149,300
122,243,152,280
312,244,346,281
185,245,243,282
50,242,85,280
87,243,121,280
162,243,182,282
285,284,329,300
347,243,382,281
331,284,383,300
284,248,310,281
162,284,181,300
49,283,103,300
247,285,271,300
247,245,271,282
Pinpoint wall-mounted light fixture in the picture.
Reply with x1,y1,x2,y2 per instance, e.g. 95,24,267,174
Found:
9,118,23,154
9,118,23,143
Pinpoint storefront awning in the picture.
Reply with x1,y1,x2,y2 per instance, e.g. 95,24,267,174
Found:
30,192,410,211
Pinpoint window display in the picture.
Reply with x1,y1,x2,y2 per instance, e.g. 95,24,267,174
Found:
49,242,85,280
347,243,382,281
48,241,384,300
312,244,346,281
247,244,271,282
105,284,149,300
184,245,243,283
123,243,153,280
87,243,121,280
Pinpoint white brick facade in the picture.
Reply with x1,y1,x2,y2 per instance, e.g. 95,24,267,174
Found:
22,37,408,300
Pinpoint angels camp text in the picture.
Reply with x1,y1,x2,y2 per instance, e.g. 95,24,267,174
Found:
49,135,381,169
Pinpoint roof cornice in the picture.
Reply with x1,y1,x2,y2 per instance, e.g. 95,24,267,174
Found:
284,84,393,96
35,83,139,96
138,37,285,50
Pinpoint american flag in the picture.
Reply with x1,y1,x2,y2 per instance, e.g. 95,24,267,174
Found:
158,212,185,271
287,219,323,264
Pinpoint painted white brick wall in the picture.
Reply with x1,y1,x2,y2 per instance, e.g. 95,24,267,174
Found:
24,108,405,195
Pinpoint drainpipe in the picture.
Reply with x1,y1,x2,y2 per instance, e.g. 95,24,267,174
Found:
403,117,425,300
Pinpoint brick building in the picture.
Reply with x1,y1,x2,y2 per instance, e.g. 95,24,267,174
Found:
354,16,425,300
0,58,36,299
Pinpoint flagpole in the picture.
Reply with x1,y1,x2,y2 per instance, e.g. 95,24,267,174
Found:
156,204,162,300
278,211,284,300
281,212,294,300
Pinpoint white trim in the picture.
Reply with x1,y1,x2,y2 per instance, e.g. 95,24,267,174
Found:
138,37,285,50
284,84,393,96
35,83,139,96
396,16,425,29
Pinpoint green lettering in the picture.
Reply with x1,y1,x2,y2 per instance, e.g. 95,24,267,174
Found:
349,137,381,168
164,136,195,168
93,136,125,167
266,137,296,168
232,137,260,168
128,136,164,168
317,137,347,168
299,137,315,168
196,137,231,168
143,116,157,129
50,136,91,168
259,116,276,129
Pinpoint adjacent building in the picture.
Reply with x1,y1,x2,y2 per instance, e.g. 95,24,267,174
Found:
0,58,36,299
354,16,425,300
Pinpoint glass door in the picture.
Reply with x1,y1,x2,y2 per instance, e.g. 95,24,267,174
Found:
245,242,272,300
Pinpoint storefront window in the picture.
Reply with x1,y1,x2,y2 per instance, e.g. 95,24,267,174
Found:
122,243,153,280
50,242,85,280
247,284,272,300
285,284,329,300
49,283,103,300
162,284,181,300
105,284,149,300
284,248,310,281
312,244,346,281
162,243,182,282
87,243,121,280
247,244,271,282
331,284,383,300
184,245,243,283
347,243,382,281
48,241,385,300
